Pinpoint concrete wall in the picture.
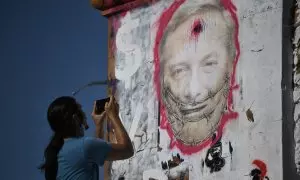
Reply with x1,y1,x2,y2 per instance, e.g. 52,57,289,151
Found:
282,0,300,179
293,0,300,176
107,0,284,179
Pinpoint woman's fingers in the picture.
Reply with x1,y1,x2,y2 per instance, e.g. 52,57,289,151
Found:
100,110,106,118
108,96,113,107
105,102,108,110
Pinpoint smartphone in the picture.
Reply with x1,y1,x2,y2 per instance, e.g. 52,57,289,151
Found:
95,97,110,114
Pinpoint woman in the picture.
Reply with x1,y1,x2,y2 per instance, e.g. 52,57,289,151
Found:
39,96,134,180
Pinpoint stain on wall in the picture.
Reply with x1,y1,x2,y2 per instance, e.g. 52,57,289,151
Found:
104,0,283,179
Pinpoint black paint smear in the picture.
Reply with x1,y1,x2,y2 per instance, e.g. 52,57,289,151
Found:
212,133,217,141
229,141,233,155
201,160,205,173
157,146,162,152
229,141,233,164
205,140,225,173
118,176,125,180
252,176,260,180
251,48,264,52
168,156,183,169
161,154,184,170
249,168,270,180
157,130,160,146
161,161,168,170
157,102,161,145
193,21,203,34
229,141,233,159
250,168,261,176
158,102,161,126
176,153,183,161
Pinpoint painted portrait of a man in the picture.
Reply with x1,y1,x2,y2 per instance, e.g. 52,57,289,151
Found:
154,0,240,153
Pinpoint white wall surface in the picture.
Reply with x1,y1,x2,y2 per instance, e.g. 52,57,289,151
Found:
109,0,283,179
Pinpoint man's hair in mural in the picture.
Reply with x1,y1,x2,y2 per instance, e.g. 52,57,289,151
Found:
39,96,85,179
159,2,236,72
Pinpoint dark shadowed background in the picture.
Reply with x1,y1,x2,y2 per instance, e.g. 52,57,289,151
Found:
0,0,108,179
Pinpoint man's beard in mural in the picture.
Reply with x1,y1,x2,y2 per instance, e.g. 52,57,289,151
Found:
161,74,230,146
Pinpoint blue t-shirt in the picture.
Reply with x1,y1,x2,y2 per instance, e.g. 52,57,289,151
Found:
57,137,112,180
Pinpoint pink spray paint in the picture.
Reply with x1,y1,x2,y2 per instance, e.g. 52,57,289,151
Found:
153,0,240,155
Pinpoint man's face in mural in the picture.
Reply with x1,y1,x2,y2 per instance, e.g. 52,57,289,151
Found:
161,8,233,146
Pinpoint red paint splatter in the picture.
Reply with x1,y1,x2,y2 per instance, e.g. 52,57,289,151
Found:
190,19,202,40
153,0,240,155
252,159,267,180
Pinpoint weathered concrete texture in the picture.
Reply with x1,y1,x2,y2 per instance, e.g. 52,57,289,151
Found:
111,2,171,179
109,0,284,179
294,0,300,174
282,0,300,179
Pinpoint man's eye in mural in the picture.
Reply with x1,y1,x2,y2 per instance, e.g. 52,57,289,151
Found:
203,60,218,67
202,59,218,73
170,65,188,79
198,53,219,70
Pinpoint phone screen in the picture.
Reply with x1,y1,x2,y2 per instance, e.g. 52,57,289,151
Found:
95,97,110,114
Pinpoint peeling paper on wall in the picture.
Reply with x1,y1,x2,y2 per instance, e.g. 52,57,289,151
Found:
115,12,142,89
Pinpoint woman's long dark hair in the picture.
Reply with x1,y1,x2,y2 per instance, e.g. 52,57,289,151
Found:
39,96,83,180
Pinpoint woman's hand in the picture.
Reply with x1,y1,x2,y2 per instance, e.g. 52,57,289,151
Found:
91,101,106,127
105,96,119,119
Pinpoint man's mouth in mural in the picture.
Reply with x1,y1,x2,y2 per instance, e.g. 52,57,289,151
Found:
163,85,227,122
180,103,215,121
180,103,207,115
